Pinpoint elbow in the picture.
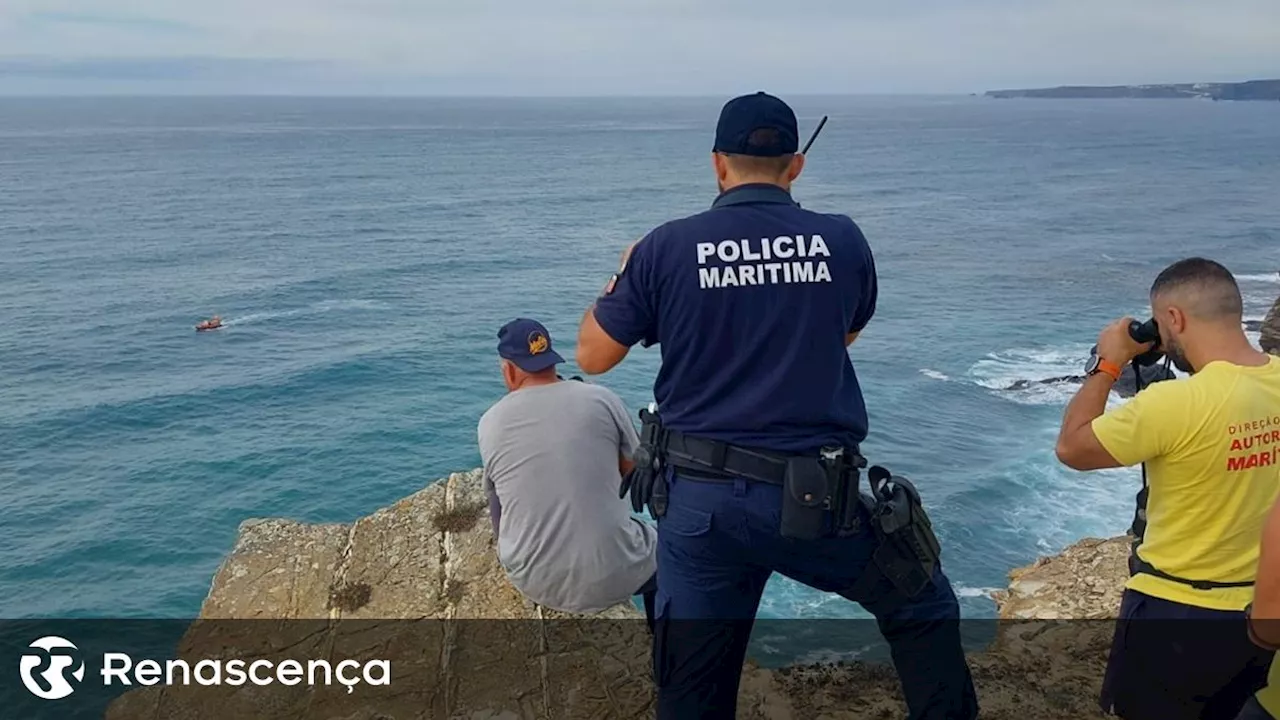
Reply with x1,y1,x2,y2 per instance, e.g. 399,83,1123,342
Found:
1055,438,1083,470
575,346,609,376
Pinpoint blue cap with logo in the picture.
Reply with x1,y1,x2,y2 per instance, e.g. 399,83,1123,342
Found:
497,318,564,373
713,91,799,157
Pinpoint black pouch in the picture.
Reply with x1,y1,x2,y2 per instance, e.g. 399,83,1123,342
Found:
781,457,830,540
834,468,862,536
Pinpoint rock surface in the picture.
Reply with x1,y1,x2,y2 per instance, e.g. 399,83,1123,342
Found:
1262,294,1280,355
992,536,1131,620
106,471,1134,719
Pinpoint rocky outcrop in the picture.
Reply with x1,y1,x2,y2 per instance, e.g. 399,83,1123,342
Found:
986,79,1280,101
771,535,1131,720
104,469,662,720
105,471,1134,720
992,536,1131,620
1262,295,1280,355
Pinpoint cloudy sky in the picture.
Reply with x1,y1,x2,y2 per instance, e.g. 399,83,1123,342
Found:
0,0,1277,95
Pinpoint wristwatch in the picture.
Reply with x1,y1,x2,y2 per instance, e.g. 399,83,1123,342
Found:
1085,353,1122,382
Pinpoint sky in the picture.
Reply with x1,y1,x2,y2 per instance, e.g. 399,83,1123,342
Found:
0,0,1277,95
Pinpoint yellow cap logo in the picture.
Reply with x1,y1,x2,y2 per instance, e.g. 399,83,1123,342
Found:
527,332,549,355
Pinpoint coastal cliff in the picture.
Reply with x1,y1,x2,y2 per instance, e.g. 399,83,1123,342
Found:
986,79,1280,101
105,470,1133,719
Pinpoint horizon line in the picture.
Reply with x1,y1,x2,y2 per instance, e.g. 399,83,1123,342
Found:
0,91,990,100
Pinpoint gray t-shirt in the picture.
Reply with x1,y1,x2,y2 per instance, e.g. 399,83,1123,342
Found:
477,380,656,614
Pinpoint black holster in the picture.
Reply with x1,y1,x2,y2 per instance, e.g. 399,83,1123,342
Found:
780,447,866,541
862,466,942,599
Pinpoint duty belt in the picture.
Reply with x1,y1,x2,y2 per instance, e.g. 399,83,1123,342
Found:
661,429,797,485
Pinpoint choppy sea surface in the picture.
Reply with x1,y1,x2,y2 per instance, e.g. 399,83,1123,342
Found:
2,97,1277,642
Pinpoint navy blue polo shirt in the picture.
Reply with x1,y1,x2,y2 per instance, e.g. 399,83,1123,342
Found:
592,183,878,453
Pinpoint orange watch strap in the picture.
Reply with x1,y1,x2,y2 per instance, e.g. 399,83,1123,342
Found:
1097,358,1123,381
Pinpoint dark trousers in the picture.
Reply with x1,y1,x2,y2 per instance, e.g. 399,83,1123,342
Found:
1101,589,1274,720
1237,697,1278,720
636,572,657,633
651,469,979,720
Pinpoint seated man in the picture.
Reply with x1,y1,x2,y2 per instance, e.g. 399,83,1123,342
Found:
477,317,657,623
1056,258,1280,720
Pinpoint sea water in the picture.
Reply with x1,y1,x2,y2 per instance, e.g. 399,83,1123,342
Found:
1,96,1277,635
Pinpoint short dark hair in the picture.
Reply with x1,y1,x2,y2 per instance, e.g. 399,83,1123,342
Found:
720,128,794,177
1149,257,1243,320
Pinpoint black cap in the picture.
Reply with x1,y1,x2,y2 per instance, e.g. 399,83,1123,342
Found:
713,91,799,157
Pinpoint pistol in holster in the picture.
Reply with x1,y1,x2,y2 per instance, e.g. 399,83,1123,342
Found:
860,466,943,599
780,446,868,541
620,407,669,519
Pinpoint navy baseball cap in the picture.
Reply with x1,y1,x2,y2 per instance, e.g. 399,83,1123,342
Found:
713,91,799,157
497,318,564,373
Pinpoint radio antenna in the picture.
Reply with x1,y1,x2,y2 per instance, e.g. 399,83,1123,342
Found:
801,115,829,155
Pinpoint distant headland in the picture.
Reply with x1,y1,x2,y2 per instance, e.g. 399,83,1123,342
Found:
985,79,1280,101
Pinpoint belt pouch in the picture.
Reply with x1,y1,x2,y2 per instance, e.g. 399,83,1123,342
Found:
781,457,830,540
834,468,862,535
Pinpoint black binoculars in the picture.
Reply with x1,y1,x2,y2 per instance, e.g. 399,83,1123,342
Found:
1128,318,1165,366
1129,318,1160,345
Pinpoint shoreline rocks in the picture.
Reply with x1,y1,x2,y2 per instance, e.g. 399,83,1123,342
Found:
1261,295,1280,355
105,470,1134,719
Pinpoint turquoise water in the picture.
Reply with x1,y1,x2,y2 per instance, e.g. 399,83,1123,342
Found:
2,96,1277,623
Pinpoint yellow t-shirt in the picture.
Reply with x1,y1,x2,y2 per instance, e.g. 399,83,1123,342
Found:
1092,355,1280,611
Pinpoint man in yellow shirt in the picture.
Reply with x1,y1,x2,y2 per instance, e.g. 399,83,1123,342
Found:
1056,257,1280,720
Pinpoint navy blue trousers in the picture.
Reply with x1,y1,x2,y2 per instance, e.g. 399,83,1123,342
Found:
1236,697,1277,720
651,469,979,720
1101,589,1273,720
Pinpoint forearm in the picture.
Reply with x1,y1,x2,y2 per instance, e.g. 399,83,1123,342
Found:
1059,374,1114,439
1253,591,1280,647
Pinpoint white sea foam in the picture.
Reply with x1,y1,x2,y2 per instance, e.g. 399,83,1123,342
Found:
967,345,1095,406
990,454,1138,555
920,368,950,381
1237,272,1280,283
792,647,875,666
954,585,1002,599
221,299,387,327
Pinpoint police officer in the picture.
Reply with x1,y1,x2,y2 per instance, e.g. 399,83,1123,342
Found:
575,91,978,719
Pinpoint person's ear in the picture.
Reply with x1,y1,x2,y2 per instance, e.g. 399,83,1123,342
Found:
787,153,805,182
712,152,729,184
1165,305,1187,334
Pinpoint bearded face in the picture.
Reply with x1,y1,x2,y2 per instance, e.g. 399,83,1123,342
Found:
1162,332,1195,374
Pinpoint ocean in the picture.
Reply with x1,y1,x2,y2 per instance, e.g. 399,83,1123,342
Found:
1,95,1277,628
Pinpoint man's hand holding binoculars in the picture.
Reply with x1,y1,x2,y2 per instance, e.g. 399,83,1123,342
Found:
1097,317,1157,368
